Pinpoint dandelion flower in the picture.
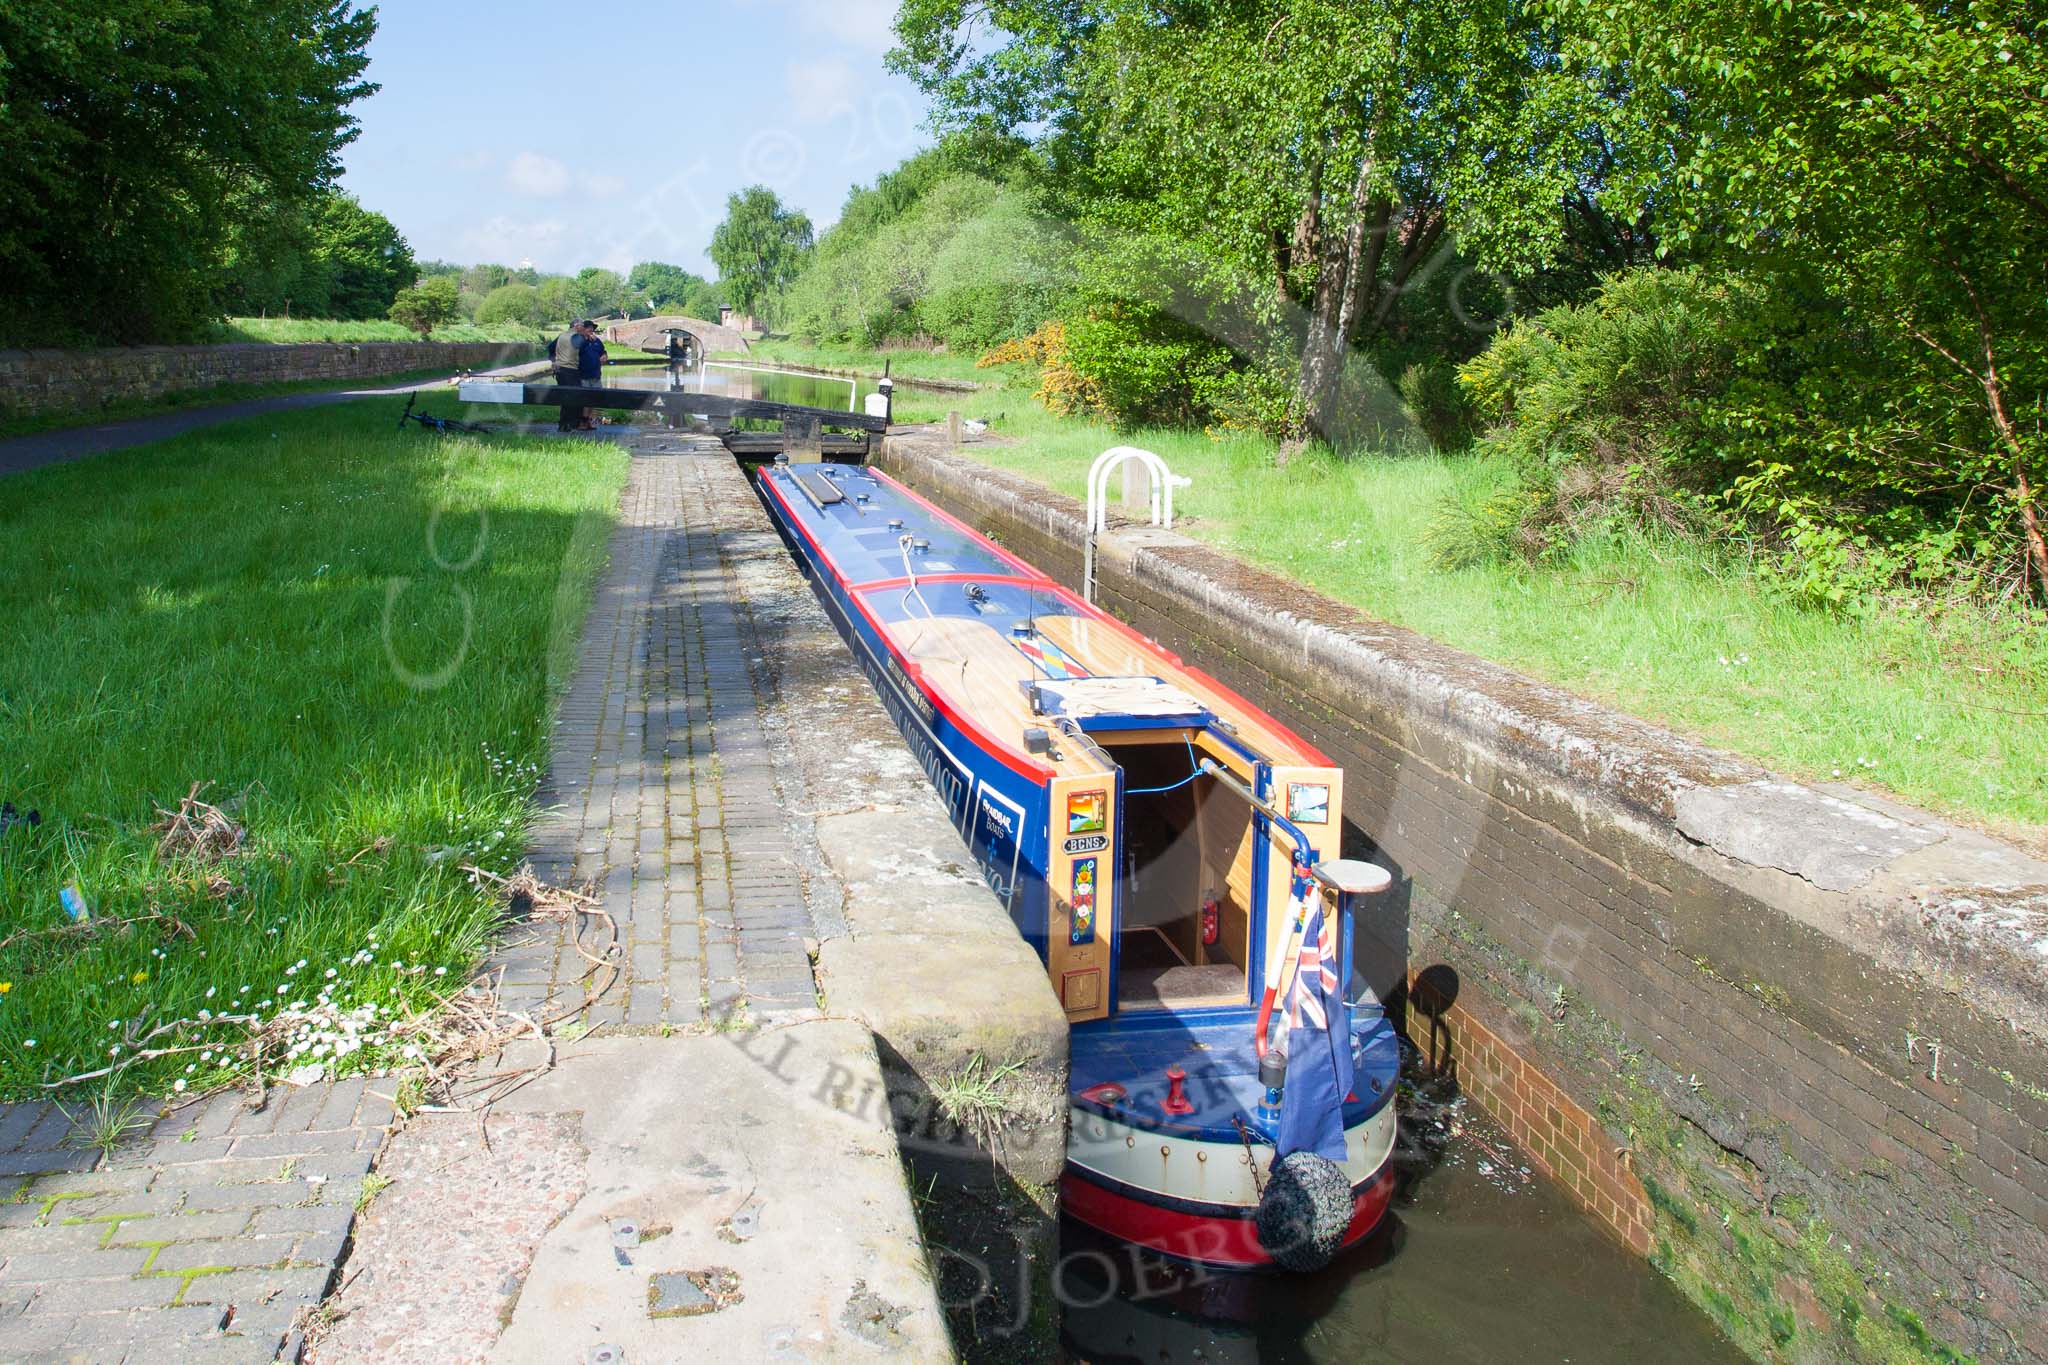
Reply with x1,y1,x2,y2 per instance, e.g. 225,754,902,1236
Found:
131,972,148,985
0,982,13,995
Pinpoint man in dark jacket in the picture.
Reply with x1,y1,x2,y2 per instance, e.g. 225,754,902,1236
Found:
549,320,588,432
576,322,608,429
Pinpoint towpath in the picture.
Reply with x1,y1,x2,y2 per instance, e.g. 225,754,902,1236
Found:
304,431,954,1362
0,359,548,479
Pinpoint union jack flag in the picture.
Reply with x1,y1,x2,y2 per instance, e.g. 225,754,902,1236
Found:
1277,864,1354,1163
1288,893,1341,1031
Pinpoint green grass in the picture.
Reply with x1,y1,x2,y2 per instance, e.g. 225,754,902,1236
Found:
0,368,496,442
736,339,1023,388
877,379,2048,837
218,317,548,345
0,399,627,1097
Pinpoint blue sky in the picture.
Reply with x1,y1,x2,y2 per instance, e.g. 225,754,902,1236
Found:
337,0,931,278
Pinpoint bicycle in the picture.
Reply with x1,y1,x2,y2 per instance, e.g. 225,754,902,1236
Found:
397,393,488,435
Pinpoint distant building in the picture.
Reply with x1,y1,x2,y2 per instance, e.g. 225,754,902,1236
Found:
716,305,762,338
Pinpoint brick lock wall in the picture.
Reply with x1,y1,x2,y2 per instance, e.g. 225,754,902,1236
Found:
0,341,542,419
1410,968,1656,1256
878,437,2048,1364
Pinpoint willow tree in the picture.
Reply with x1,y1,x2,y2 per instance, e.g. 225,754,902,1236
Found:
709,187,816,322
894,0,1595,441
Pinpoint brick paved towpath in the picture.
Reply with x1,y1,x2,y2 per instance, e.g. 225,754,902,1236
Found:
306,432,947,1362
491,430,838,1031
0,1081,393,1363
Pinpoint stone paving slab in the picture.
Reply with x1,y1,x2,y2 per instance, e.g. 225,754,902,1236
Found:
0,1079,394,1363
312,1031,949,1365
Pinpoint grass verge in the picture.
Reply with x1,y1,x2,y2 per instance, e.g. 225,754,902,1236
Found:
0,399,627,1098
217,318,548,345
827,352,2048,836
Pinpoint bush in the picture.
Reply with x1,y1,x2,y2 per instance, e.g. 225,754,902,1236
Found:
387,277,459,337
476,283,544,327
1451,264,2043,608
1396,361,1476,452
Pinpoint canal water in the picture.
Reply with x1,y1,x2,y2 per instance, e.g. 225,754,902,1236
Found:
697,360,1742,1362
1057,1061,1745,1362
606,358,885,414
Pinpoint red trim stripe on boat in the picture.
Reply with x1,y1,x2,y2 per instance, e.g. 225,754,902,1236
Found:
1060,1165,1396,1271
760,472,1057,782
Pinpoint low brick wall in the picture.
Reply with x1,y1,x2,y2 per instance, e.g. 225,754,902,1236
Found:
0,341,542,419
878,432,2048,1365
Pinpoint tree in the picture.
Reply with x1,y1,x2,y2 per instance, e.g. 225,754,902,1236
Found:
892,0,1594,443
628,262,713,312
708,187,815,318
475,283,546,327
311,193,416,320
678,278,727,320
0,0,377,345
535,276,578,325
571,267,631,318
1555,0,2048,594
388,276,459,337
220,192,324,318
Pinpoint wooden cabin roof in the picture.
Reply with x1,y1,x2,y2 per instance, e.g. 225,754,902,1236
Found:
761,463,1328,779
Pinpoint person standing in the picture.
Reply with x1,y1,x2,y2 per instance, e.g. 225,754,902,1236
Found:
549,320,588,432
576,320,608,429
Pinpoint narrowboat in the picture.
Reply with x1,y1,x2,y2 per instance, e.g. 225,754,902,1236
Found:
757,459,1400,1272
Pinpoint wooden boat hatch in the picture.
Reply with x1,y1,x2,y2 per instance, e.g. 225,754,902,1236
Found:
793,469,845,509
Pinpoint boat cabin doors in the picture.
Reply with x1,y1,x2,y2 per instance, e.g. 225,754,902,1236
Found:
1043,727,1342,1023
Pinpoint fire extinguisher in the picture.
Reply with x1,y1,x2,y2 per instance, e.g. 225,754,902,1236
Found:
1200,893,1220,947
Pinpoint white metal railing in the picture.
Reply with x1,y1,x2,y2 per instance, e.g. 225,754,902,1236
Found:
1082,446,1193,603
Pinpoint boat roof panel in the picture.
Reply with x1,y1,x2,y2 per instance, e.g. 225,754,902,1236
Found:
767,463,1044,588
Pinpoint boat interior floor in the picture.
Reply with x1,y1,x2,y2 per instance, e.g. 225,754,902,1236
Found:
1118,926,1247,1008
1122,925,1245,1010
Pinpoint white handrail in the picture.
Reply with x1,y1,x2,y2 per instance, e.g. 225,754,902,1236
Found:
1082,446,1193,602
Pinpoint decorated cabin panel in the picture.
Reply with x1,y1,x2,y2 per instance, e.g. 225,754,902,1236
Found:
1258,764,1345,982
1047,774,1114,1022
